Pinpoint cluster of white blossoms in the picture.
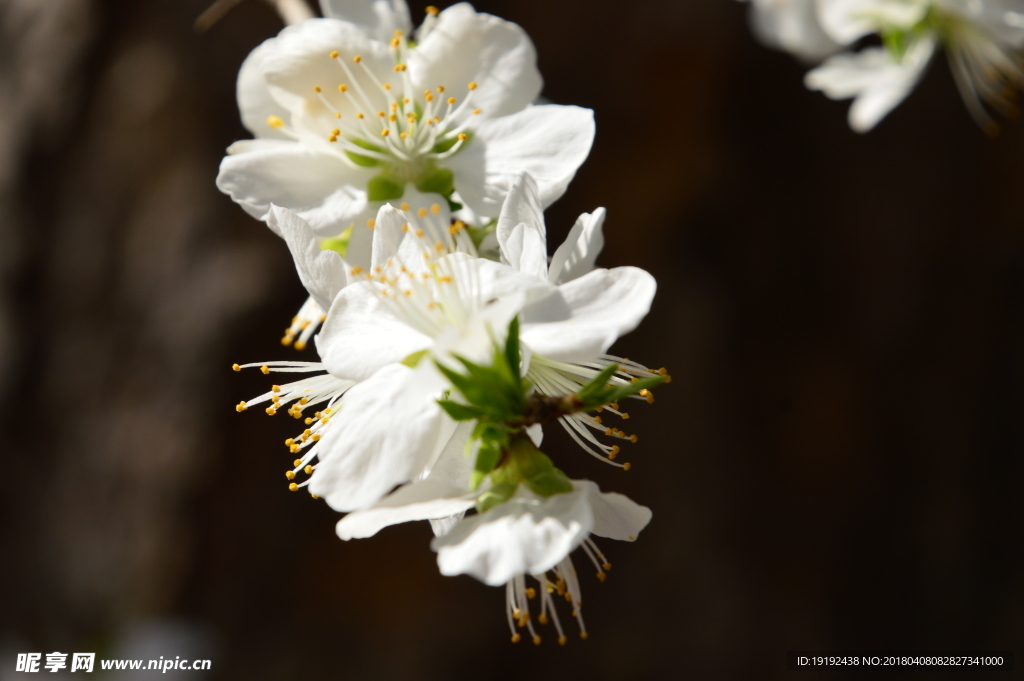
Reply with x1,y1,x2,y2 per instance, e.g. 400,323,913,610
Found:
221,0,666,644
744,0,1024,132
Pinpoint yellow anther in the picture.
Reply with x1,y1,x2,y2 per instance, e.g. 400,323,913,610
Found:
323,408,333,415
328,134,338,143
639,389,650,397
621,413,630,420
425,92,434,102
286,471,296,480
593,416,603,424
403,97,410,104
393,63,407,71
235,401,247,412
610,444,620,456
299,397,309,405
281,336,292,346
437,85,445,93
389,114,397,122
338,83,348,93
604,428,613,436
537,613,549,625
285,438,295,446
394,29,404,37
602,562,612,570
430,203,441,214
472,108,481,114
658,367,667,375
511,634,521,644
610,402,620,410
383,82,392,90
232,363,241,372
271,385,281,393
290,445,300,454
467,81,477,90
596,571,607,582
390,37,400,47
312,434,321,441
532,636,541,646
518,612,530,626
438,275,452,283
259,365,270,374
356,112,365,119
381,129,390,136
646,394,655,404
353,55,362,63
426,5,439,16
293,458,302,467
313,85,322,93
288,483,298,491
310,493,319,499
457,133,467,141
304,417,313,425
622,462,633,471
266,115,284,128
629,434,638,443
303,429,312,437
447,97,457,104
558,636,567,646
417,208,427,217
304,465,313,475
367,218,376,228
580,632,589,640
350,266,363,275
526,587,536,599
266,407,276,415
435,242,444,251
403,289,412,296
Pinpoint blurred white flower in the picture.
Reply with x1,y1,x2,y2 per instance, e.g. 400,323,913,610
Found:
807,0,1024,131
217,1,594,238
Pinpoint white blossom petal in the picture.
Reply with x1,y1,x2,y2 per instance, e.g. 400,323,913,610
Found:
237,40,292,139
308,363,446,511
409,2,542,120
496,172,547,278
432,485,594,586
335,478,476,540
548,208,606,285
317,282,432,380
520,266,657,363
318,0,412,43
585,485,653,541
268,206,347,311
444,105,595,217
216,141,374,235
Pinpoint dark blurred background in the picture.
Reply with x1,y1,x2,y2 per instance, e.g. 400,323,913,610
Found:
1,0,1021,679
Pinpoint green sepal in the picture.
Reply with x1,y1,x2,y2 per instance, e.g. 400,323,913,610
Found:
600,375,666,405
400,348,429,368
431,131,471,155
476,481,517,514
414,166,454,197
344,150,382,167
447,198,463,212
504,316,521,381
437,399,485,421
524,469,573,497
367,174,405,201
575,363,621,404
470,439,502,490
320,227,352,257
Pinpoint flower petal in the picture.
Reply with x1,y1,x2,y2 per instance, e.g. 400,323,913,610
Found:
318,0,412,43
805,41,934,132
409,2,541,120
335,479,476,540
268,205,347,311
217,141,374,235
520,266,656,363
746,0,840,61
432,486,593,586
585,484,653,542
445,105,595,217
260,18,393,117
547,207,606,285
308,363,446,511
496,172,547,278
237,40,293,139
317,281,432,380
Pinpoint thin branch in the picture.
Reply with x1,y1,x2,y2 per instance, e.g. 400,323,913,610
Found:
194,0,314,32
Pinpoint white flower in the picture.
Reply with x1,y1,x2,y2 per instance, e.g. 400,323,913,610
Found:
216,1,594,238
496,172,667,470
435,481,651,644
232,202,502,510
807,0,1024,131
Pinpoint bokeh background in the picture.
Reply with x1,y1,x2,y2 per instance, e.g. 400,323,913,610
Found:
1,0,1021,678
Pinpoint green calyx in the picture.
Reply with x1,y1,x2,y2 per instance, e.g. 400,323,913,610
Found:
475,433,574,514
320,227,352,257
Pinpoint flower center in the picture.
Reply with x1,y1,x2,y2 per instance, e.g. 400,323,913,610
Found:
272,31,483,203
